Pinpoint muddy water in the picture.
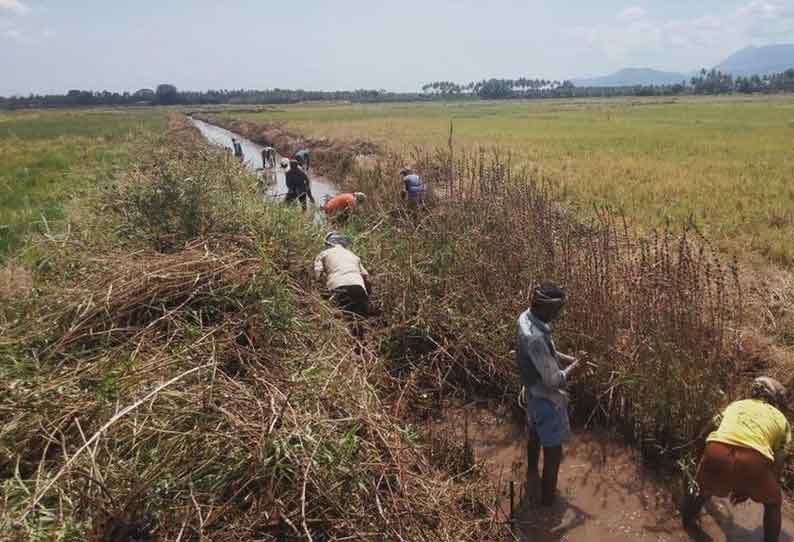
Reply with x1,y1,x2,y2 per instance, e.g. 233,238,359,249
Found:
189,117,337,206
443,406,794,541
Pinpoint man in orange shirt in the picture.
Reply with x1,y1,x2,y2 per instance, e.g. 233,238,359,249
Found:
322,192,366,218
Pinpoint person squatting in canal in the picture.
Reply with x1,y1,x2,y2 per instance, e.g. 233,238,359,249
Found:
682,376,791,542
285,158,315,210
314,232,371,338
516,283,586,507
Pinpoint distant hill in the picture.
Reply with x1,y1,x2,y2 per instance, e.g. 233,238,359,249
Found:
715,44,794,76
573,68,688,87
572,44,794,88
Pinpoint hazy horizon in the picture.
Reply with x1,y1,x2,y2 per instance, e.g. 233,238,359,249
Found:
2,0,793,96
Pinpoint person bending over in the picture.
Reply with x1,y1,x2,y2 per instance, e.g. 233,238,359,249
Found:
314,232,371,337
285,159,315,211
682,376,790,542
400,167,426,208
322,192,366,219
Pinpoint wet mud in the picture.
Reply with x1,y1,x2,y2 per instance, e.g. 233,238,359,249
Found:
442,405,794,541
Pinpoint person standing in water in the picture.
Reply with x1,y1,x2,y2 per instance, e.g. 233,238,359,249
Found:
261,146,276,168
285,158,315,211
682,376,790,542
232,138,244,162
516,283,585,507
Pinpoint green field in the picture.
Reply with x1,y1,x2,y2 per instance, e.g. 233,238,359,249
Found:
0,109,166,259
218,96,794,266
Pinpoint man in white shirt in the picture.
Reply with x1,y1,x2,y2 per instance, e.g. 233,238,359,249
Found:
314,232,371,319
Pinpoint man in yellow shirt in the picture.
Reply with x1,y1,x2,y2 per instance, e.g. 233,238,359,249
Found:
682,377,790,542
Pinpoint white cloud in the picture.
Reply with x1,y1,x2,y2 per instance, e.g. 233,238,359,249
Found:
618,6,646,21
0,0,29,15
738,1,786,19
577,0,794,71
2,27,21,39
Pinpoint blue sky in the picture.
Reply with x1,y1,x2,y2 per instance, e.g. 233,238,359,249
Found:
1,0,793,95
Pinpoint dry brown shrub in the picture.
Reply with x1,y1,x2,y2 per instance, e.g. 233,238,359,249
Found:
1,120,508,541
344,146,746,462
0,263,33,302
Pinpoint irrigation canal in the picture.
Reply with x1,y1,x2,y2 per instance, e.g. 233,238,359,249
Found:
190,117,338,206
189,116,794,541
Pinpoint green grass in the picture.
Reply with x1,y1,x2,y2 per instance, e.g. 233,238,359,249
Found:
0,109,167,259
216,96,794,265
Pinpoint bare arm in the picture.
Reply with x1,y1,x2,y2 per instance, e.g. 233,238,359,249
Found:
558,352,576,364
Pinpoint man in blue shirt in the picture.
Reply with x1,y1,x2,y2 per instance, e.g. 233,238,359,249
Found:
400,167,426,207
516,282,583,507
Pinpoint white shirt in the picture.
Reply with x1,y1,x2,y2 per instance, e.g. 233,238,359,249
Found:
313,246,369,291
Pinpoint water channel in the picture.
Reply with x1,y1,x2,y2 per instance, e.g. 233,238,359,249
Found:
189,117,338,206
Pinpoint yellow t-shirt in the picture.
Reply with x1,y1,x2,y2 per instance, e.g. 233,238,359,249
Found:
707,399,791,463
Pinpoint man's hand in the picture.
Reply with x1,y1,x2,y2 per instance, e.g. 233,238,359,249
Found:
567,359,586,379
564,351,592,379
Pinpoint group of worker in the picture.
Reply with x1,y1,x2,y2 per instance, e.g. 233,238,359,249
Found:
518,283,790,541
235,135,791,541
246,137,427,218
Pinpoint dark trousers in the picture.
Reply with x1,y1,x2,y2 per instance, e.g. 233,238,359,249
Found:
331,285,369,318
285,192,308,211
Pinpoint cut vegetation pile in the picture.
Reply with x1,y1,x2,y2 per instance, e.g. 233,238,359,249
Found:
0,116,505,541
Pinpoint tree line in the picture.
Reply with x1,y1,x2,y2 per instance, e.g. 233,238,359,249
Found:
2,68,794,110
0,84,429,110
422,68,794,99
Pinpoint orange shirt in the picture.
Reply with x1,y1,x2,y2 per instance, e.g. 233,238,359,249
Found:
324,193,357,215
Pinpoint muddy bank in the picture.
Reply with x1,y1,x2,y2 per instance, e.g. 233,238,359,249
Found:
438,405,794,542
190,113,381,184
